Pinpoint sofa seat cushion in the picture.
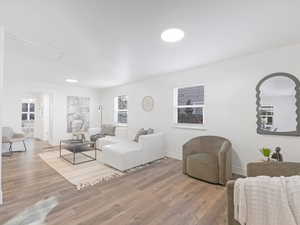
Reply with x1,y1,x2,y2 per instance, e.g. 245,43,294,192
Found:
96,136,127,149
90,134,105,142
186,153,219,183
103,136,126,143
102,141,143,171
104,141,141,154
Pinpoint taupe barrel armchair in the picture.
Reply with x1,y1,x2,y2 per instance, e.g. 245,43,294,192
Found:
183,136,232,185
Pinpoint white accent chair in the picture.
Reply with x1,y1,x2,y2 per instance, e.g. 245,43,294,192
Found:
102,132,165,171
2,127,27,156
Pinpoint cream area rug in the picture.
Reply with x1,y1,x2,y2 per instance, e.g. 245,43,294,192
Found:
39,150,124,190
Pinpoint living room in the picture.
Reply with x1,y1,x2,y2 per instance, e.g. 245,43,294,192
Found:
1,1,300,225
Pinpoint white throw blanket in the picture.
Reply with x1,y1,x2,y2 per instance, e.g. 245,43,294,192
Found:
234,176,300,225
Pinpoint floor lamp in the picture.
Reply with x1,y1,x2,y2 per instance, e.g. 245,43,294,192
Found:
98,105,102,128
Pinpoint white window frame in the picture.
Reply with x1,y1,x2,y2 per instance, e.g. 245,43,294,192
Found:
114,95,128,126
173,84,205,129
22,102,35,121
259,105,274,130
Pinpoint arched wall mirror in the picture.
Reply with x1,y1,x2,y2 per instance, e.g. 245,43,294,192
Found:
256,72,300,136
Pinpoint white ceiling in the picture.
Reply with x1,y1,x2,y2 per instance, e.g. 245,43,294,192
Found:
1,0,300,88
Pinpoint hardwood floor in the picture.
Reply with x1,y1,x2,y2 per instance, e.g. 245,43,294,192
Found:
0,141,227,225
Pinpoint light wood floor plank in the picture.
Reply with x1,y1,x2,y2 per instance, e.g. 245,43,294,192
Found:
0,141,227,225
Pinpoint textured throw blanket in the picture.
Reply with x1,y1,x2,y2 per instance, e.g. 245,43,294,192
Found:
234,176,300,225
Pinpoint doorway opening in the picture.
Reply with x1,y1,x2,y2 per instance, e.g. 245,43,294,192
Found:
20,92,53,145
21,99,35,137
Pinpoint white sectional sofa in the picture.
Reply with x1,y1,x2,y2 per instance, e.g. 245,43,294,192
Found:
95,127,128,150
89,127,165,171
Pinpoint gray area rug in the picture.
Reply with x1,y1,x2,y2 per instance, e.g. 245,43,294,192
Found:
4,196,58,225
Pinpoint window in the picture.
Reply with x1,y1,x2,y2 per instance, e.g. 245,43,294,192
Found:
259,105,274,130
114,95,128,125
174,85,205,126
22,103,35,121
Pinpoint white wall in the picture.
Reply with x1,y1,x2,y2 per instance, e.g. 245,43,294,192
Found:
99,44,300,175
32,95,44,140
0,26,4,204
42,94,50,141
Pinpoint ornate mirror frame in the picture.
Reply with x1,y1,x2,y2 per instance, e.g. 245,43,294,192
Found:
256,72,300,136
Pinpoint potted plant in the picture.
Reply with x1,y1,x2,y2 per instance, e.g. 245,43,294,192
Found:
260,147,272,161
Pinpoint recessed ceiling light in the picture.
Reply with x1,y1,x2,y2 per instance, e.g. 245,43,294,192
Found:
65,79,78,83
161,28,185,43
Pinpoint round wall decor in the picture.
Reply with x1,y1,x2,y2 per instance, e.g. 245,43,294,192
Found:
142,96,154,112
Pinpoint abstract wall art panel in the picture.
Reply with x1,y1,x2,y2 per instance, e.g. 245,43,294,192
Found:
67,96,90,133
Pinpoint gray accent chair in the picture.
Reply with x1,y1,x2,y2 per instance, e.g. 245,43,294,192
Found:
2,127,27,155
183,136,232,185
227,162,300,225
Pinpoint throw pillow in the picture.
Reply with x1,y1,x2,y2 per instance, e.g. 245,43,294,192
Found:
134,128,147,142
147,128,154,134
90,134,105,142
100,124,116,136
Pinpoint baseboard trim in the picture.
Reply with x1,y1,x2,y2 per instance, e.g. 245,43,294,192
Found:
166,151,181,160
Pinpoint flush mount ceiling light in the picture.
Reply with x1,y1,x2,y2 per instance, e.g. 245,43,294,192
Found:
65,79,78,83
161,28,185,43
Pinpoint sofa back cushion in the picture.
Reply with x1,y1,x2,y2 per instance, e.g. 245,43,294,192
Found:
115,126,128,138
133,128,147,142
100,124,116,136
147,128,154,135
247,162,300,177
